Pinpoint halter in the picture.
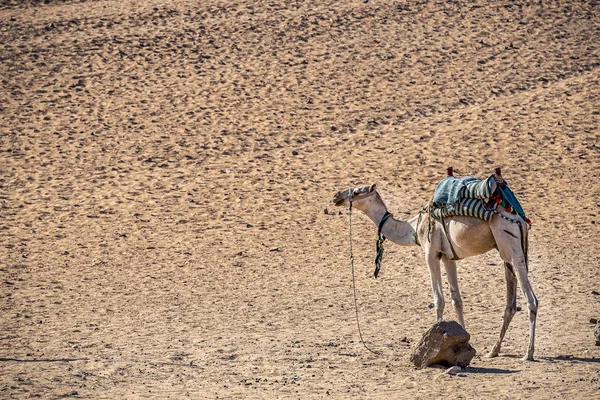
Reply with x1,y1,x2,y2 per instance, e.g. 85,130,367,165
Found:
347,187,392,278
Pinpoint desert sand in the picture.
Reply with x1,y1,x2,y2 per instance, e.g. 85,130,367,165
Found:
1,0,599,398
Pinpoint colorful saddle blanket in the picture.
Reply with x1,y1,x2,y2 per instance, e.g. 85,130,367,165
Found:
431,175,527,222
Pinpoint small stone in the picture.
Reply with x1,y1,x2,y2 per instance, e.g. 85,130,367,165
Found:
445,366,463,375
590,318,598,324
292,151,299,156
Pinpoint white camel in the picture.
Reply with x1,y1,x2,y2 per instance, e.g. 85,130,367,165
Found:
332,183,538,361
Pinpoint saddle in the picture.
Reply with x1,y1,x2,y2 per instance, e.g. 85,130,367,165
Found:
430,167,529,223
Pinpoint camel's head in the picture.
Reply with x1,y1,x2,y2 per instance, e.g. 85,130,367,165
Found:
332,184,377,209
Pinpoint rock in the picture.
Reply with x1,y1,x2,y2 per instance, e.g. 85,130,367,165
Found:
595,321,600,346
410,321,476,368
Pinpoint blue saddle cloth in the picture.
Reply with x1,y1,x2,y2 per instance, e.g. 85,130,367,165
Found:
431,175,527,222
433,176,480,213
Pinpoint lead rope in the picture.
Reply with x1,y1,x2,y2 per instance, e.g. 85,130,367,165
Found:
348,202,382,356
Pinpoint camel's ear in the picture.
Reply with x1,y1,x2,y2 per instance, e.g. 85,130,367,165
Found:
369,184,376,192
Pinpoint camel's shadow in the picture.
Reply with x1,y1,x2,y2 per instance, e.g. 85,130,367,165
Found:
496,353,600,364
465,366,520,374
541,355,600,364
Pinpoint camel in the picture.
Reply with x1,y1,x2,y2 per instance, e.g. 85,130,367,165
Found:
332,183,538,361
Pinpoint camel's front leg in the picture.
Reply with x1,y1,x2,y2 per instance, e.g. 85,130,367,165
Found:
487,262,518,358
425,251,444,322
441,256,464,328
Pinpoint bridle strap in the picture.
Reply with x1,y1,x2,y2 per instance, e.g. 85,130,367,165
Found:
377,211,392,240
374,211,392,278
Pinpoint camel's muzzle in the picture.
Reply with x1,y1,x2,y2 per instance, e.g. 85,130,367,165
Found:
332,192,346,207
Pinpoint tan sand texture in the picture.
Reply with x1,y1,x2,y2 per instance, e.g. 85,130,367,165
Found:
1,0,599,398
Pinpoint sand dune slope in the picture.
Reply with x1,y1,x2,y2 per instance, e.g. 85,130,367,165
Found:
1,0,599,398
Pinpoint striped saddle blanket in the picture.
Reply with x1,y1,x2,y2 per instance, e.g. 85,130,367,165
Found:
430,176,497,221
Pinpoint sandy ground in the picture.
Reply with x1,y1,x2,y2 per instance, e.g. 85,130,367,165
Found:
1,0,600,398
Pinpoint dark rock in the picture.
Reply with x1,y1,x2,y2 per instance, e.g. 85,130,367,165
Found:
410,321,476,368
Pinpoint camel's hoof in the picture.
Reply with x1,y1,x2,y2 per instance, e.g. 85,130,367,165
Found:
521,354,534,361
486,351,499,358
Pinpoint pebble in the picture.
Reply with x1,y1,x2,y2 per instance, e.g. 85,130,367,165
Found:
445,366,467,377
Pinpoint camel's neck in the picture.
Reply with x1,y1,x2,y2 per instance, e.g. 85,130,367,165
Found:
361,193,419,246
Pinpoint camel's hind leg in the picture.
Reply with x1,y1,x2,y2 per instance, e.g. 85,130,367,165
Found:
441,256,464,328
487,263,518,358
518,267,538,361
492,220,538,361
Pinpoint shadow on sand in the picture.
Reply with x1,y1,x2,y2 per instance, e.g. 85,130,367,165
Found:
541,355,600,364
0,357,88,363
465,366,521,374
497,353,600,364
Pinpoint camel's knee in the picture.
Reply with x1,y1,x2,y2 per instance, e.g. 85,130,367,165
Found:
528,296,538,316
432,296,445,320
504,304,517,319
450,290,462,308
452,299,462,310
